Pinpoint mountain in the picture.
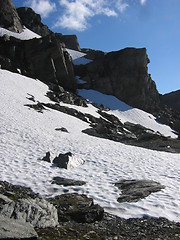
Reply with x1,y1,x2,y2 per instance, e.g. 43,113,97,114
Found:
0,0,180,239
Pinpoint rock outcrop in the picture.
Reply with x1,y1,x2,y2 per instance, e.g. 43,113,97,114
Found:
161,90,180,112
115,179,165,203
0,34,77,92
56,33,81,51
0,0,22,33
17,7,52,37
75,47,160,111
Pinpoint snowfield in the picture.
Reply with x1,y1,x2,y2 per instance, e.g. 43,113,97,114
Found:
0,69,180,222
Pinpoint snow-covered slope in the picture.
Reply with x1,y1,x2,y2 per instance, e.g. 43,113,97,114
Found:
78,89,177,138
0,69,180,222
0,26,41,40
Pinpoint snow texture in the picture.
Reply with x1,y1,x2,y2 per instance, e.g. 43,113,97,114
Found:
0,26,41,40
0,69,180,222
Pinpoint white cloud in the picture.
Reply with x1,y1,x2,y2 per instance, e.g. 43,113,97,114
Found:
140,0,147,5
54,0,123,31
116,0,129,13
24,0,56,18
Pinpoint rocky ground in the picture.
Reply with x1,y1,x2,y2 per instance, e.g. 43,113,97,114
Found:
1,181,180,240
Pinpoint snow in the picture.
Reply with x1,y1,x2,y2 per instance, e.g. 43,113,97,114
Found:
78,89,178,138
0,69,180,222
0,26,41,40
66,48,92,65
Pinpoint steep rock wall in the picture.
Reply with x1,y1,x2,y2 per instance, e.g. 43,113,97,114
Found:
76,48,160,111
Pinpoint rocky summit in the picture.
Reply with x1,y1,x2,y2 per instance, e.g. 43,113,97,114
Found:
0,0,180,239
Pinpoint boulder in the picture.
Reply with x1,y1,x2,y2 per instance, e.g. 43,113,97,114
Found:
53,152,85,170
52,177,86,186
0,197,59,228
0,215,38,240
0,0,22,33
50,193,104,223
115,179,165,203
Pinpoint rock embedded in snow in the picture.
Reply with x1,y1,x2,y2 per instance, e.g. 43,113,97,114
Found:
52,176,86,186
53,152,85,170
115,179,165,203
49,193,104,223
41,151,55,163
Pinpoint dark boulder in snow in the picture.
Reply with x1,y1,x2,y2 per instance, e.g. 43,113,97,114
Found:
115,179,165,203
0,0,22,33
49,193,104,223
52,177,86,186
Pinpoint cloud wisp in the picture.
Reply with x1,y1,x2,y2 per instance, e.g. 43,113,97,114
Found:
54,0,130,31
24,0,148,31
24,0,56,18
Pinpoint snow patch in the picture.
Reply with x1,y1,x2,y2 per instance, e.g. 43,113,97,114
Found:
0,26,41,40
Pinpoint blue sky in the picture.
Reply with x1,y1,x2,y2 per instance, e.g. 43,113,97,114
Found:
13,0,180,94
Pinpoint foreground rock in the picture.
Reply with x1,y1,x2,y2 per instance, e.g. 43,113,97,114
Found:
0,215,38,240
49,193,104,223
115,179,165,203
1,181,180,240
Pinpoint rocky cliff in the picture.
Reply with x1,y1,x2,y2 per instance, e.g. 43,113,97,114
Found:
76,48,160,111
161,90,180,112
0,0,22,33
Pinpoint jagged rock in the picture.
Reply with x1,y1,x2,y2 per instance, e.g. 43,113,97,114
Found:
81,48,105,60
0,34,77,92
0,215,38,240
41,151,55,163
75,47,160,111
49,193,104,223
17,7,52,37
0,0,22,33
53,152,85,170
115,179,165,203
0,196,59,228
46,90,88,107
52,177,86,186
55,33,81,51
161,90,180,112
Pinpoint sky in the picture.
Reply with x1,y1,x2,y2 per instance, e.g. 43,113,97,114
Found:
12,0,180,94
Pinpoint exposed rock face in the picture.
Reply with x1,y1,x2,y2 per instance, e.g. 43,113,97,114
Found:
0,216,38,240
56,33,81,51
0,34,77,92
17,7,52,37
0,0,22,33
161,90,180,112
75,47,160,111
115,179,165,203
0,197,59,228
